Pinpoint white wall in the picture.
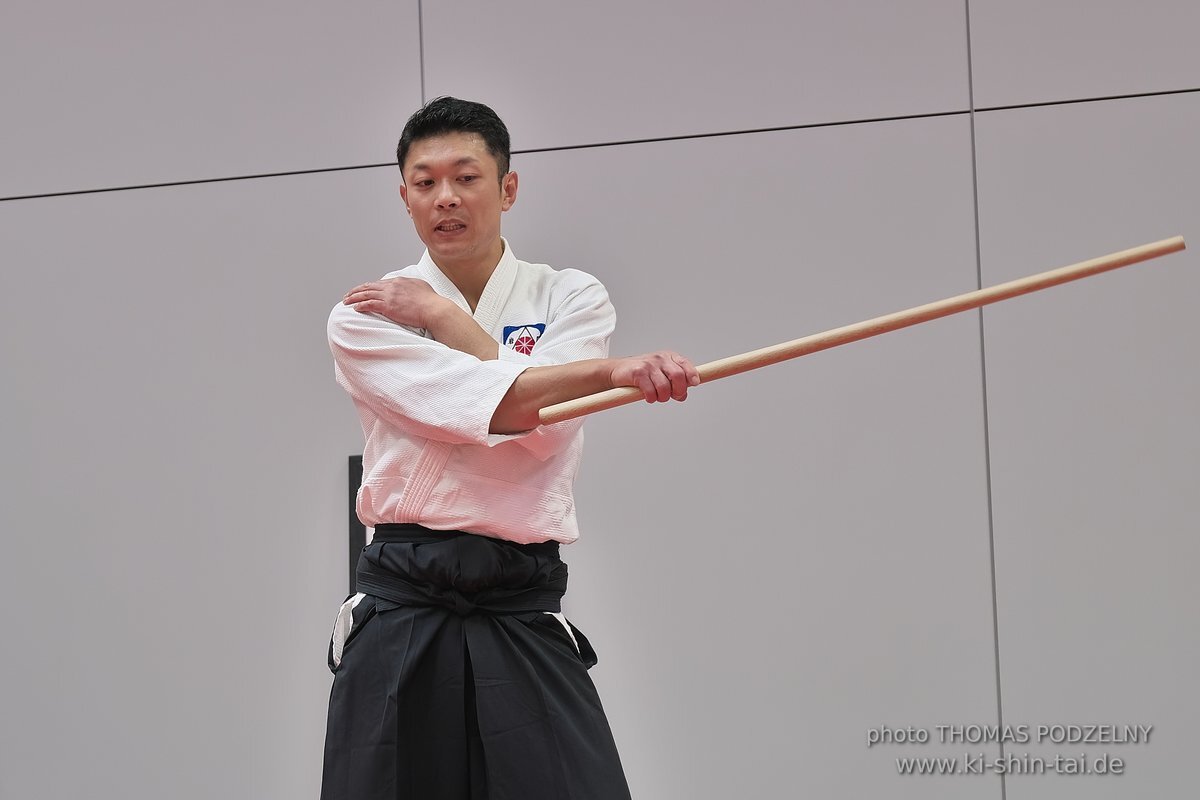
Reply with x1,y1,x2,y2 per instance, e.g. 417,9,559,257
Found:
2,2,1196,798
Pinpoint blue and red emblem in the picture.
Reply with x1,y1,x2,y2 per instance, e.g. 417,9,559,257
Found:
502,324,546,355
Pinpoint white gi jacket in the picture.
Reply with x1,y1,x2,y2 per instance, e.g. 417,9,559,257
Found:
328,240,614,544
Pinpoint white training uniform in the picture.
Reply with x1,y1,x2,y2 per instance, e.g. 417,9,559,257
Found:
327,239,615,545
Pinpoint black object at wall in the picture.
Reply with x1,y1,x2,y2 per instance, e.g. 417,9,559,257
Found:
348,455,365,593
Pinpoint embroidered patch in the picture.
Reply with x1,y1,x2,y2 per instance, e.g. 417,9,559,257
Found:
502,324,546,355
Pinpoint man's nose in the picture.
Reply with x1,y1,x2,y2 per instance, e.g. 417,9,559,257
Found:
435,184,460,208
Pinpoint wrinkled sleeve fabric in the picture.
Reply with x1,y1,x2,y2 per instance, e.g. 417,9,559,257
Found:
494,274,616,460
328,303,530,447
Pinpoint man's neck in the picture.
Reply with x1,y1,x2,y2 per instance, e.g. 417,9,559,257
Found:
433,238,506,313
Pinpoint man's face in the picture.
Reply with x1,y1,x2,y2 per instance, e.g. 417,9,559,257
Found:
399,132,517,272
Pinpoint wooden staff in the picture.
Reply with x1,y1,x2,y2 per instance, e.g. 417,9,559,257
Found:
539,236,1187,425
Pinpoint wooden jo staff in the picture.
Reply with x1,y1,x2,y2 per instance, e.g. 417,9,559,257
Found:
539,236,1187,426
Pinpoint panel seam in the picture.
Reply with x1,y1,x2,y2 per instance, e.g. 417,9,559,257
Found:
417,0,426,104
965,2,1008,798
5,86,1198,203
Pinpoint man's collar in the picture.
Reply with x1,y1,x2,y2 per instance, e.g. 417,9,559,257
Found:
418,238,518,318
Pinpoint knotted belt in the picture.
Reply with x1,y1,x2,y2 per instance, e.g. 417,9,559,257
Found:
354,523,567,616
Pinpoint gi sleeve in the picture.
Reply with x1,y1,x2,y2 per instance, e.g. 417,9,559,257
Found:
492,275,616,460
328,302,529,446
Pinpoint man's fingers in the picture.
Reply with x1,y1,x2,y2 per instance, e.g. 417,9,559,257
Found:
343,281,379,298
668,371,689,401
633,373,656,403
647,370,672,403
659,355,692,401
673,354,701,387
343,287,380,304
613,352,698,402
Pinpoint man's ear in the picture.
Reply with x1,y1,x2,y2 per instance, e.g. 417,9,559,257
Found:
398,183,412,216
501,171,518,212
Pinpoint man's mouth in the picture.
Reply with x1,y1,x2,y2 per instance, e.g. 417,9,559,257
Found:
435,222,466,232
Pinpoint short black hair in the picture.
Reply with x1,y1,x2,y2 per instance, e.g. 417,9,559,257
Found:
396,96,511,180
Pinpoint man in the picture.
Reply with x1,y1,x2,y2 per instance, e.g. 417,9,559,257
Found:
321,96,697,800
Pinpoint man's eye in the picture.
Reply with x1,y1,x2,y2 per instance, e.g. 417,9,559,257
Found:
460,175,477,183
416,180,433,188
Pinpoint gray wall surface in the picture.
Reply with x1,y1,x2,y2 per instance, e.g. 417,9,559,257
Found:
2,2,1196,798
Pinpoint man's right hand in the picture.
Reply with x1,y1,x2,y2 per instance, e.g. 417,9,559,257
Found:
608,352,700,403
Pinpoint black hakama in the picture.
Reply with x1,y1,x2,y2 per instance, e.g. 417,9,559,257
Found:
320,525,632,800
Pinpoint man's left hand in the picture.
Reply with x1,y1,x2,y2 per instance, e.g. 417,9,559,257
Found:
343,277,448,330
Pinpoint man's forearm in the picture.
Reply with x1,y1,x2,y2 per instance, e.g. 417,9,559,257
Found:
491,350,701,434
490,359,615,434
426,299,501,361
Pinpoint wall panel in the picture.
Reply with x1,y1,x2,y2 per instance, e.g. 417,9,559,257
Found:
424,0,969,151
970,0,1200,108
975,93,1199,798
1,0,421,197
0,166,416,800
